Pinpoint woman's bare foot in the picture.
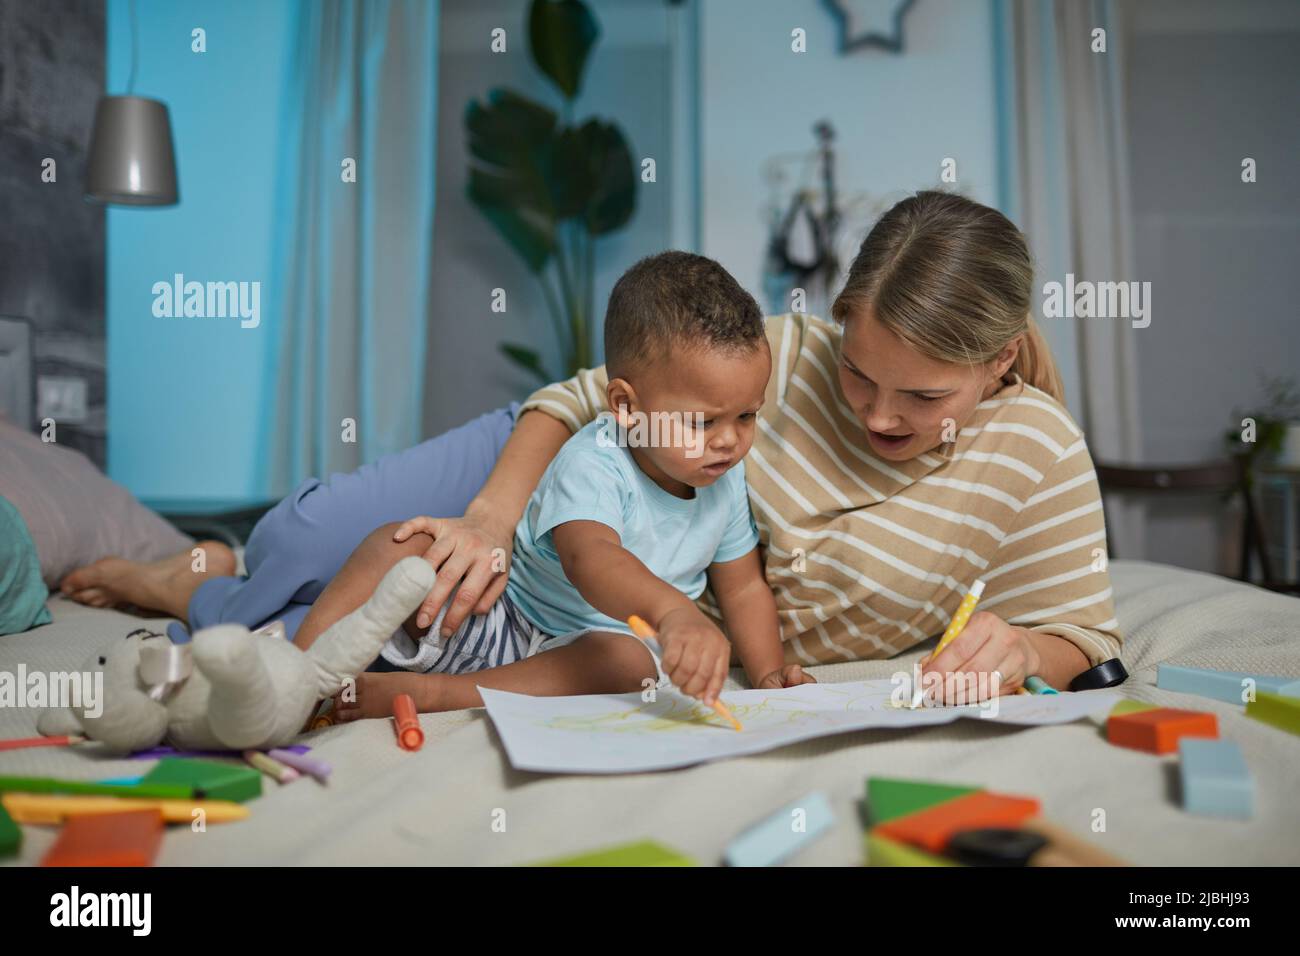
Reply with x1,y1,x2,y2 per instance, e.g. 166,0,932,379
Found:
58,540,237,621
334,671,455,721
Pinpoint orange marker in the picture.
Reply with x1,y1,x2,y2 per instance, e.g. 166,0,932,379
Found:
392,693,424,750
627,615,743,732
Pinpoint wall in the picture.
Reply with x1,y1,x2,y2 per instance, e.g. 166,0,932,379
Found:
698,0,1000,311
0,0,106,465
105,0,295,501
1123,0,1300,572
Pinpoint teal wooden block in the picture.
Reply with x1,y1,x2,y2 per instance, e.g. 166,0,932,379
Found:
1178,738,1253,820
724,791,835,867
1157,664,1300,706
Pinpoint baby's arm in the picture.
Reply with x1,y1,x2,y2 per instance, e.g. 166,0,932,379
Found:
551,520,732,703
709,548,815,689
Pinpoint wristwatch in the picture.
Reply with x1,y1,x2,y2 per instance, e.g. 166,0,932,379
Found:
1068,657,1129,692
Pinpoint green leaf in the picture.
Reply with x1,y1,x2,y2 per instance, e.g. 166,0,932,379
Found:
465,89,560,270
575,119,637,235
500,342,551,384
528,0,599,99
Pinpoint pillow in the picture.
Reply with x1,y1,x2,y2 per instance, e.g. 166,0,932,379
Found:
0,418,194,588
0,496,52,634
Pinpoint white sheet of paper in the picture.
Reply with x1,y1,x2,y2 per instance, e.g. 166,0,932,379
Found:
480,678,1119,774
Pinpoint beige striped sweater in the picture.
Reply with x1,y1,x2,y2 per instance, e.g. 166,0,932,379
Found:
522,313,1122,667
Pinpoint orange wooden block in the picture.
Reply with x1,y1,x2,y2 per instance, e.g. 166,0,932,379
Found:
40,809,164,867
1107,707,1218,754
874,791,1041,854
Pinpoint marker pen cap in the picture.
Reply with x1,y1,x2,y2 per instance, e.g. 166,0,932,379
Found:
392,693,424,750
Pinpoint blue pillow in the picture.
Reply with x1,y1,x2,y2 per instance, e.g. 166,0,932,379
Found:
0,495,53,634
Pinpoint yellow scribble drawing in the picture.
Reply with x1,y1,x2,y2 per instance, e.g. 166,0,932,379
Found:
542,683,897,735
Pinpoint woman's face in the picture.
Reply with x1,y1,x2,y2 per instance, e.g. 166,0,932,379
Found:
837,307,1018,462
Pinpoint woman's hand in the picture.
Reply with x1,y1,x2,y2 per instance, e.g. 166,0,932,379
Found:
756,664,817,689
921,610,1041,704
393,509,513,636
654,606,733,705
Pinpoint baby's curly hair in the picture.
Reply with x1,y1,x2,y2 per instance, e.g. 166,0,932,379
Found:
604,251,765,379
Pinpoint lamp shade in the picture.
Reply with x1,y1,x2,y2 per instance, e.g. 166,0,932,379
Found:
85,95,179,205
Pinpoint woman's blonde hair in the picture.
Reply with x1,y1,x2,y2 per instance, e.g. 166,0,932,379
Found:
830,190,1064,403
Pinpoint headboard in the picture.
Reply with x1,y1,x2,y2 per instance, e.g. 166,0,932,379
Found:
0,316,35,429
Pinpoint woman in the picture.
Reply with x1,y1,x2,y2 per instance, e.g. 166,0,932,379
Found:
63,191,1120,698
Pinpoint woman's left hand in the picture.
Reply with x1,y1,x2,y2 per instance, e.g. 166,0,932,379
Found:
921,611,1042,704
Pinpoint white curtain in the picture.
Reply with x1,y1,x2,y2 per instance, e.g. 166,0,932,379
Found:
995,0,1146,559
265,0,439,494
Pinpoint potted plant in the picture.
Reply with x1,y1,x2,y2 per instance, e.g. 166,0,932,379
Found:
1225,373,1300,473
465,0,637,384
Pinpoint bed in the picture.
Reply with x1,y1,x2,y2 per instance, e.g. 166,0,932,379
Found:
2,559,1298,866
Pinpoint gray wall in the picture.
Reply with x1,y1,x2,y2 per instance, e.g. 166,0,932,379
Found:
0,0,106,466
1124,0,1300,574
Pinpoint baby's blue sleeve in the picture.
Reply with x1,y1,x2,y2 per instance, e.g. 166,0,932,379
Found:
533,440,629,541
711,461,760,564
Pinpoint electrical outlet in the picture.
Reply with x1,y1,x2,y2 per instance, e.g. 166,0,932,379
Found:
37,375,88,424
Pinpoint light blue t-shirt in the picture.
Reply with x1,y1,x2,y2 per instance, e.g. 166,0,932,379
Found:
505,418,760,637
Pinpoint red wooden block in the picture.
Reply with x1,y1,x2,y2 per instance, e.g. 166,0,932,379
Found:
1107,707,1218,754
41,809,164,867
874,791,1041,854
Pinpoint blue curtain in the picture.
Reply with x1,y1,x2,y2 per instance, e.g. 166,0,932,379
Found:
263,0,438,494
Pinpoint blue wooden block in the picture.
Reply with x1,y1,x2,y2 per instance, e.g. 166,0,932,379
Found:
724,791,835,867
1178,738,1253,820
1157,663,1300,706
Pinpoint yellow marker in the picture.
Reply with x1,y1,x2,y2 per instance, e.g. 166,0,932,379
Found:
931,579,986,661
627,615,743,731
2,792,250,825
912,579,986,708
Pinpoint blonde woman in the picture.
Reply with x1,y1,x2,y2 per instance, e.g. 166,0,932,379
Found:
66,191,1118,700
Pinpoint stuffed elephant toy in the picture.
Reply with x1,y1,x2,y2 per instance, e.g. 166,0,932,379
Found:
38,556,435,754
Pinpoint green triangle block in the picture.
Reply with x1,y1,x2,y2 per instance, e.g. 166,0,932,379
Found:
865,777,981,825
865,831,959,867
1247,691,1300,737
141,758,262,803
1109,699,1159,718
0,800,20,857
528,839,696,867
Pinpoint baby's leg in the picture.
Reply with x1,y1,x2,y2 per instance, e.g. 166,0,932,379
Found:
337,632,659,717
293,522,431,652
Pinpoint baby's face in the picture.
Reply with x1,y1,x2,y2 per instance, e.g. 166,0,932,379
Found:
615,342,770,496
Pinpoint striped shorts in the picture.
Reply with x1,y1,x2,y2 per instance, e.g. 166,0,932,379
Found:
378,592,671,686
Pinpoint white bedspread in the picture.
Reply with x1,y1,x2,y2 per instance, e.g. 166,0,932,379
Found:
2,560,1298,866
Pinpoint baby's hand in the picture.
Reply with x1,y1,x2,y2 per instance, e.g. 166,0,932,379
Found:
757,664,817,689
655,607,732,705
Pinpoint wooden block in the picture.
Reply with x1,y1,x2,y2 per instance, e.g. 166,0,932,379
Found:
1157,663,1300,705
0,800,20,857
1107,707,1218,754
40,810,163,867
1178,739,1253,820
865,831,960,867
141,758,262,802
874,791,1041,854
528,839,695,867
724,791,834,866
1246,691,1300,737
865,777,981,825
